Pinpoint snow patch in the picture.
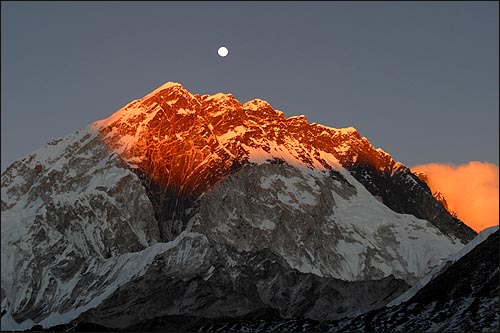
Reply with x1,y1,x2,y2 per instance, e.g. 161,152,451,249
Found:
217,125,247,142
1,232,206,330
388,225,498,306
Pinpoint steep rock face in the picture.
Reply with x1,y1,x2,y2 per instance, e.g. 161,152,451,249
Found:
190,228,499,332
339,228,500,332
192,163,464,283
73,232,409,329
413,171,459,217
1,82,476,330
432,190,458,218
93,82,475,243
1,128,160,328
347,164,473,242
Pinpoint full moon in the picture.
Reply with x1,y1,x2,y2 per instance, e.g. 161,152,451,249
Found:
217,46,229,57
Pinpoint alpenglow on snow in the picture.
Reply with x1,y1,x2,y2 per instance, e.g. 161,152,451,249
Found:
1,82,475,330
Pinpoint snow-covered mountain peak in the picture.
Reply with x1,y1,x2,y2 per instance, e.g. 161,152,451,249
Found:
88,82,476,244
200,92,242,115
1,81,478,330
287,114,308,122
89,82,409,195
150,80,183,91
242,98,273,111
202,92,236,101
85,83,473,236
159,81,183,88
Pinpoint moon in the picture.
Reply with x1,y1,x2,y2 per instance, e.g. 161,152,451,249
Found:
217,46,229,57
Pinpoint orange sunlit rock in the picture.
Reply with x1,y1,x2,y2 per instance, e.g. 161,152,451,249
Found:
93,82,484,239
93,82,400,197
412,162,499,232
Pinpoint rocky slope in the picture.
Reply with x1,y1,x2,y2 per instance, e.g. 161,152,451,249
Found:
74,233,409,329
94,82,474,243
187,227,500,332
414,171,458,218
1,82,475,330
341,226,500,332
45,228,499,333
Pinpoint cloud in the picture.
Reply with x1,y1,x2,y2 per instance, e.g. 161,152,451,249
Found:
411,161,499,233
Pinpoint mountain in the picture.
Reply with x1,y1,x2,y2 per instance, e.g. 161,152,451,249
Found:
336,226,499,332
432,190,458,218
189,227,499,332
1,82,475,330
342,226,500,332
387,225,498,307
414,171,458,218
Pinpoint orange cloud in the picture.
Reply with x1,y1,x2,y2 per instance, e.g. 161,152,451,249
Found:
411,161,499,232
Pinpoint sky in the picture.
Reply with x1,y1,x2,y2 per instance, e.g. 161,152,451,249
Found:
1,1,499,172
412,161,498,232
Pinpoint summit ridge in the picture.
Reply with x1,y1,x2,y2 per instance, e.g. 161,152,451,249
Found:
1,81,476,330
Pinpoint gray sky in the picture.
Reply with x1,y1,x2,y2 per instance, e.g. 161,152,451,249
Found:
2,1,498,172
